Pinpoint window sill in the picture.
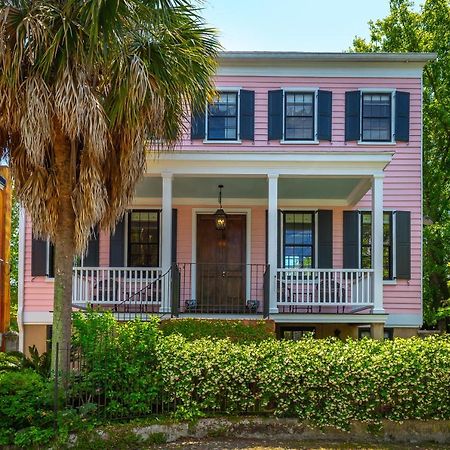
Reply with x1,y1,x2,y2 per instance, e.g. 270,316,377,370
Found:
357,141,396,146
383,279,397,285
45,277,55,282
280,140,320,145
203,139,242,144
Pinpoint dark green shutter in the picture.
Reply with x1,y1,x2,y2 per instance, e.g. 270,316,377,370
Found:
190,108,206,140
345,91,361,141
395,91,410,142
110,215,125,267
172,208,178,264
343,211,359,268
265,209,268,264
396,211,411,279
317,210,333,268
239,90,255,140
317,90,332,141
84,227,99,267
31,236,47,276
268,90,283,140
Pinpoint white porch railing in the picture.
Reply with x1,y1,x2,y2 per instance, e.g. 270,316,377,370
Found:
72,267,163,307
276,268,374,309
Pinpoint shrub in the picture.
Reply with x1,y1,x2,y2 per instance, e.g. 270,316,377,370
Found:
0,370,54,446
0,351,23,373
160,318,274,342
69,312,450,429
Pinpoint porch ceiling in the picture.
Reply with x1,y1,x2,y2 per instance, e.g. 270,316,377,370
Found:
134,176,371,205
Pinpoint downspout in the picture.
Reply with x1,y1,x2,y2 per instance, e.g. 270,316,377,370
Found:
17,207,25,352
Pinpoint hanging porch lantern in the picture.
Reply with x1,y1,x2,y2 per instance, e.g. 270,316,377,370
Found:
214,184,227,231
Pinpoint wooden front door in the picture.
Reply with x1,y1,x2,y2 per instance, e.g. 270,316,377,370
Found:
196,214,246,312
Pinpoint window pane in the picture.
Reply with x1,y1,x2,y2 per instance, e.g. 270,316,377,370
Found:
362,93,391,142
128,210,160,267
284,246,312,269
285,92,314,140
207,92,238,140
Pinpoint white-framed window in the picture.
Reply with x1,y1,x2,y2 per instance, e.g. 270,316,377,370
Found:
281,211,316,269
284,92,315,141
127,210,161,267
361,92,393,142
206,90,240,141
358,210,395,281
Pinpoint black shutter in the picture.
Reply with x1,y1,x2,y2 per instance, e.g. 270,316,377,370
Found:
317,210,333,268
48,243,55,278
395,91,410,142
396,211,411,279
265,209,282,267
190,108,206,140
239,90,255,140
31,237,47,276
172,208,178,264
343,211,359,268
268,90,283,140
84,227,99,267
277,210,282,268
345,91,361,141
110,215,126,267
317,90,332,141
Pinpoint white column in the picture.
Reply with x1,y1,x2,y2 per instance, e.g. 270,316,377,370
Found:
160,172,173,313
372,174,384,314
267,174,279,314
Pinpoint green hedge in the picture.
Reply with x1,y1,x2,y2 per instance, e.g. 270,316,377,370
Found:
70,312,450,429
159,318,274,342
0,370,54,446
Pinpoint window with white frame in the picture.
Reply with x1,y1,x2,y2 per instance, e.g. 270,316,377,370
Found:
360,211,393,280
284,92,315,141
127,210,160,267
361,93,392,142
207,91,238,140
283,212,315,268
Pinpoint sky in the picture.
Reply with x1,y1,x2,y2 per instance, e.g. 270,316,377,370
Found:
201,0,393,52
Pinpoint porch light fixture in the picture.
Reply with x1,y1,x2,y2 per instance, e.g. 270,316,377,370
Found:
214,184,227,231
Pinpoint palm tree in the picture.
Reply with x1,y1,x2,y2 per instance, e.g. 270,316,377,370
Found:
0,0,219,371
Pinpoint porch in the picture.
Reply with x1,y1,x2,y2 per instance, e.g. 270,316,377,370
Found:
71,151,391,321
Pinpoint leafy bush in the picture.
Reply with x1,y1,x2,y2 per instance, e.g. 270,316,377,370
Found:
157,335,450,428
160,318,274,342
0,351,23,373
71,311,162,417
0,370,54,446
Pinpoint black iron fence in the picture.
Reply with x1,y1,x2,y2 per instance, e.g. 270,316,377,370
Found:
175,262,268,315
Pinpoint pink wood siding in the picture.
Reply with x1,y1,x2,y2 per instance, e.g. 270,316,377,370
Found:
182,76,421,154
22,73,422,321
23,216,53,313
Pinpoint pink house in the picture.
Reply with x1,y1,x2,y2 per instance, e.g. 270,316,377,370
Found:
18,52,434,351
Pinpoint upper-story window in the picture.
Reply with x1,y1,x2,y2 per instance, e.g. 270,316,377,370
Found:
345,89,410,143
191,89,255,142
284,92,315,141
361,93,392,142
207,92,238,141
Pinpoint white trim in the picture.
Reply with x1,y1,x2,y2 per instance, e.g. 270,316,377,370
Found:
203,140,242,144
190,208,252,302
145,151,393,177
385,312,422,328
133,197,370,208
217,64,425,79
280,140,320,145
357,141,397,146
420,75,424,320
17,208,26,352
23,311,53,324
273,313,388,324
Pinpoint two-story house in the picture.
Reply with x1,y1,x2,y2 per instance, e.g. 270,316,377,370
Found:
18,52,433,352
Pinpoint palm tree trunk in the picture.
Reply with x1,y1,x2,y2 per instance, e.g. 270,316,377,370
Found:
51,125,75,375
